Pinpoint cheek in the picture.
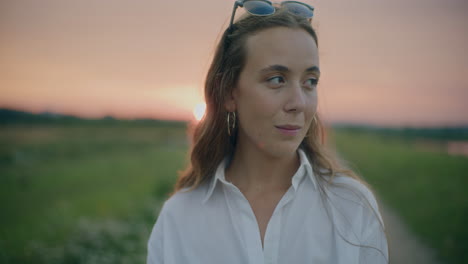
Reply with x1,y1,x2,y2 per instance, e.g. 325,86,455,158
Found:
237,86,280,120
235,88,280,143
237,96,277,136
237,109,270,150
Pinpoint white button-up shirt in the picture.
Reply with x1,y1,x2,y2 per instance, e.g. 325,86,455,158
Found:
147,149,388,264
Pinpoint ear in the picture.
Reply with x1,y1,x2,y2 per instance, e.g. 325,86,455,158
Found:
224,88,237,112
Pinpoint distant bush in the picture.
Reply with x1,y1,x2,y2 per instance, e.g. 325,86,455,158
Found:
332,124,468,141
0,108,186,128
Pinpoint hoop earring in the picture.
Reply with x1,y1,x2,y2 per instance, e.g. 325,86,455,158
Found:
312,114,317,126
304,114,317,138
227,112,236,136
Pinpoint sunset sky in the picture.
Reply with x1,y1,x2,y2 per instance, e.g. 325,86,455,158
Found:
1,0,467,126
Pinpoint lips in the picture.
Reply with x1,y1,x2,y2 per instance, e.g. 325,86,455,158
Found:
275,125,302,130
275,125,302,136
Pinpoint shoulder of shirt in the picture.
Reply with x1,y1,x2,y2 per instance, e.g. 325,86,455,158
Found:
160,183,209,216
324,173,381,216
323,174,387,252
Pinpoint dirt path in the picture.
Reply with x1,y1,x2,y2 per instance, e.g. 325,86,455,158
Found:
381,204,442,264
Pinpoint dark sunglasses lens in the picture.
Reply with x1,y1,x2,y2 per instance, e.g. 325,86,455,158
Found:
282,2,314,18
244,1,275,16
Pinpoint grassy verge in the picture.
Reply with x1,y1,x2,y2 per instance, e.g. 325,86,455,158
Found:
0,123,187,263
331,129,468,264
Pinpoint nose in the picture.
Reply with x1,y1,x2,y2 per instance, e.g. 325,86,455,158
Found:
284,82,306,113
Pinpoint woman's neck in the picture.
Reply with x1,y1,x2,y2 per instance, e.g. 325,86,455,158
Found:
225,141,300,195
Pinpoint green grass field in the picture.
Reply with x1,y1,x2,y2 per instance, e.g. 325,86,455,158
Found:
331,129,468,264
0,123,187,263
0,123,466,263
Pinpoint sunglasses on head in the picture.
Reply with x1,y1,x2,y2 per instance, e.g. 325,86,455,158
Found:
228,0,315,32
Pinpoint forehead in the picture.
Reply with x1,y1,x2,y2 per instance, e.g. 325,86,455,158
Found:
243,27,319,71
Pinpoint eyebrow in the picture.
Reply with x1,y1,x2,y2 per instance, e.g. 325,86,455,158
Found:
259,64,321,75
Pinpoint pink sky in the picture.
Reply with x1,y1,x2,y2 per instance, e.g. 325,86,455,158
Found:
0,0,467,126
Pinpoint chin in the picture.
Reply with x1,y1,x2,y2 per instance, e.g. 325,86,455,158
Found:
261,141,301,159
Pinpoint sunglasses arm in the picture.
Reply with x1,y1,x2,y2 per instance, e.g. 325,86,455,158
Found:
228,1,243,31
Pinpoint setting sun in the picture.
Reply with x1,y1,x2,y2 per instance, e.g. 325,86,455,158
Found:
193,102,206,121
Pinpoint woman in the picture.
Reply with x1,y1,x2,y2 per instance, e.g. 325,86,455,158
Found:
147,1,388,263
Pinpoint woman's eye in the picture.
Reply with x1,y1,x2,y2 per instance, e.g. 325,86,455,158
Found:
305,78,319,88
267,76,285,86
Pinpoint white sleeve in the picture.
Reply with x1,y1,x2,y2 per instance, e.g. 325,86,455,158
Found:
359,220,389,263
147,205,166,264
359,188,389,264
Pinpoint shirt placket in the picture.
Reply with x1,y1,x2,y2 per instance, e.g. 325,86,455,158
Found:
223,181,297,264
224,183,264,264
263,187,295,264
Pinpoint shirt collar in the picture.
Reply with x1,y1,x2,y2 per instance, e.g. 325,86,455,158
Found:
202,148,317,204
294,148,317,190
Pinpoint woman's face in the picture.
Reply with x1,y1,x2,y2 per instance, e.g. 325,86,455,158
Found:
226,26,320,158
